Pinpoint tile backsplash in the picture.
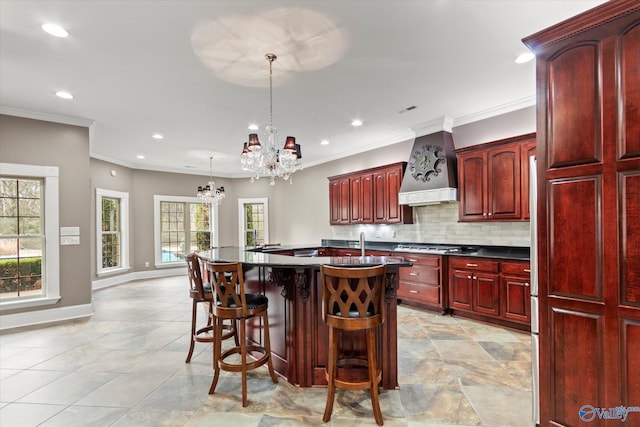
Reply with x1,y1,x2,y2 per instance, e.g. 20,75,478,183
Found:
330,202,531,247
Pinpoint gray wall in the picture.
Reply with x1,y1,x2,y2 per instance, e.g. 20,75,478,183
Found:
0,115,92,314
90,159,235,274
0,106,535,322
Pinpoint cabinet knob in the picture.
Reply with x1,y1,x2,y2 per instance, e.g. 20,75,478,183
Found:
488,212,493,216
409,290,419,294
524,269,531,273
409,272,418,276
466,263,478,267
525,282,530,287
467,275,472,279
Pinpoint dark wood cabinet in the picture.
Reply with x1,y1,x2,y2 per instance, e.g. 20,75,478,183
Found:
449,257,500,316
523,3,640,425
349,173,373,223
329,177,350,225
328,162,412,225
521,140,536,220
448,256,530,330
373,165,411,224
500,261,531,324
395,253,445,312
457,134,535,222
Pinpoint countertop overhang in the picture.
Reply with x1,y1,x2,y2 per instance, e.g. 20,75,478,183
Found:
197,246,412,267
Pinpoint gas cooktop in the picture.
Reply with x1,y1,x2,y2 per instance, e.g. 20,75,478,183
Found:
394,244,463,254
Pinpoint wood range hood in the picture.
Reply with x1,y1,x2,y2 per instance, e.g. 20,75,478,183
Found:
398,130,458,206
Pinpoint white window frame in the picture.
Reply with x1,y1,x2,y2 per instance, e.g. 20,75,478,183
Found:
96,188,130,276
153,195,219,267
237,197,269,248
0,162,60,310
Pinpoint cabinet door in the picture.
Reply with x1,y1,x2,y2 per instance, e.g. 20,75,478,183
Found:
338,178,350,223
385,166,403,223
472,272,500,317
373,171,388,223
501,274,531,324
329,178,351,225
329,179,341,225
351,173,374,223
449,269,473,310
487,145,520,220
521,139,536,220
350,175,363,223
458,151,487,221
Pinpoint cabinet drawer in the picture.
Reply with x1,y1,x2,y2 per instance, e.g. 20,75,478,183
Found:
399,265,439,285
449,257,499,272
501,261,531,276
397,281,440,305
396,252,440,267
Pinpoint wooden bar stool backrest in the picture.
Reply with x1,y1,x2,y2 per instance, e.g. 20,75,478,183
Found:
186,253,209,299
185,253,214,363
321,264,387,331
205,261,254,320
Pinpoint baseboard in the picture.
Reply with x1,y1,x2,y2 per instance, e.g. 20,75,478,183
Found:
0,302,94,331
92,267,185,290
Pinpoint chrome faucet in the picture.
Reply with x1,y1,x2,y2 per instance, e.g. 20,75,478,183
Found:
360,231,366,257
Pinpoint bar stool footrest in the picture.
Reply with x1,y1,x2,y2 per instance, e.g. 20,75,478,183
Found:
219,344,271,372
325,357,382,390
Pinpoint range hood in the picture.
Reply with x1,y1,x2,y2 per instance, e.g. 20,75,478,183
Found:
399,130,458,206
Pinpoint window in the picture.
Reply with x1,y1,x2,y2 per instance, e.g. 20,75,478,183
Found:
153,195,217,266
238,198,269,247
96,189,129,276
0,163,60,309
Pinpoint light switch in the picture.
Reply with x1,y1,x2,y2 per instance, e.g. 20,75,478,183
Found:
60,235,80,245
60,226,80,236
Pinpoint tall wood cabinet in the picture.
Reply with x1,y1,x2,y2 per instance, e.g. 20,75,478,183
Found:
523,2,640,426
456,133,535,222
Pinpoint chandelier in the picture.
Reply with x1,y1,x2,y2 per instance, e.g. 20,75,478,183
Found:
241,53,302,185
197,155,225,205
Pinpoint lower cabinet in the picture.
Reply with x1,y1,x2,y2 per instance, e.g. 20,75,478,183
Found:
500,261,531,324
396,253,445,312
448,256,530,331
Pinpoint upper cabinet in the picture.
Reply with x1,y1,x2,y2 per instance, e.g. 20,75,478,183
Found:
456,133,535,222
329,177,350,224
329,162,413,225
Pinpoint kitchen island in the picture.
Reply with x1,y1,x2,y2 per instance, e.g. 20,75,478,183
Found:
197,247,410,389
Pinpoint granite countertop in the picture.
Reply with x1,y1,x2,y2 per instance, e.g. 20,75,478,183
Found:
321,239,530,261
197,247,411,268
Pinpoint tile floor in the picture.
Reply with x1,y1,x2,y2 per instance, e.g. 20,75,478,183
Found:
0,275,535,426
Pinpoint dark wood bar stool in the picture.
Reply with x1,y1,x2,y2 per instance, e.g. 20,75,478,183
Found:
205,261,278,407
320,264,388,425
185,253,235,363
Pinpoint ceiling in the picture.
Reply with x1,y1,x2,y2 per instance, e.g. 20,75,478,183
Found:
0,0,606,178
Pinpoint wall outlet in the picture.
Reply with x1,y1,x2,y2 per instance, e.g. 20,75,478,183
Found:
145,261,150,268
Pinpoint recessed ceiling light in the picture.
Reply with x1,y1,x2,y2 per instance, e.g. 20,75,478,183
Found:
55,91,73,99
136,155,145,160
41,23,68,38
151,133,164,140
320,140,329,145
351,119,363,127
515,52,535,64
248,124,259,131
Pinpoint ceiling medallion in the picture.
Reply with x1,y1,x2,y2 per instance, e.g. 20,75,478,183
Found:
408,144,445,182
